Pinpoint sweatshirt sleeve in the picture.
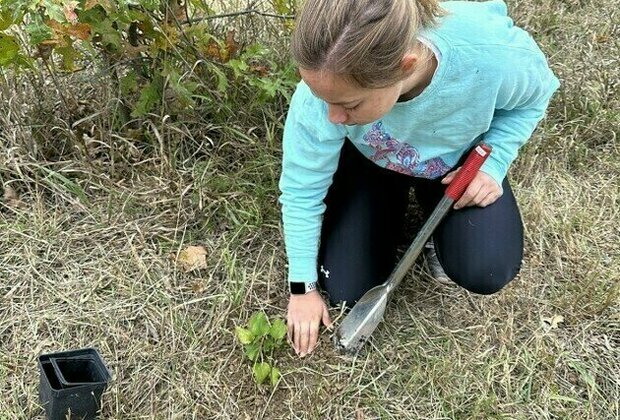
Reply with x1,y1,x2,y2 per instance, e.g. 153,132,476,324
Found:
278,82,346,283
480,49,560,186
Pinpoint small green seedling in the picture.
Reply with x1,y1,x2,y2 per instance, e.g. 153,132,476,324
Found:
235,311,287,386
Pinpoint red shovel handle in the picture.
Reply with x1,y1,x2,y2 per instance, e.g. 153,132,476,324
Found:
445,144,492,201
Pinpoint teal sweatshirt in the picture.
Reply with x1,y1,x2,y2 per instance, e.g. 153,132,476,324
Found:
279,0,560,283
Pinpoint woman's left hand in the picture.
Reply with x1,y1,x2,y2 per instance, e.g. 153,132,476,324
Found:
441,169,502,209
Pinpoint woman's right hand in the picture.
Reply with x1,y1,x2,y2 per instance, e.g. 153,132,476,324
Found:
287,291,332,357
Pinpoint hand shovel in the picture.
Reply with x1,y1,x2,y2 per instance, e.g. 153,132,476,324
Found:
334,143,492,353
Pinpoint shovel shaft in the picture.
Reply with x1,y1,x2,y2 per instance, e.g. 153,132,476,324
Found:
384,195,452,295
335,143,492,352
383,143,492,295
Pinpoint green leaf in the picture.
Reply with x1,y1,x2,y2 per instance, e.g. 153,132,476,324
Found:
249,312,270,337
25,19,54,45
91,18,122,51
190,0,214,14
271,0,295,15
33,163,89,204
140,0,160,11
120,70,138,95
252,362,271,385
270,366,281,387
14,53,34,69
126,10,148,22
42,1,66,22
78,6,107,26
56,45,81,71
244,342,260,362
228,58,249,78
269,318,287,341
164,67,197,109
235,326,255,345
0,10,14,30
132,77,162,117
0,34,19,66
243,43,269,57
209,65,228,93
262,337,274,353
568,361,597,391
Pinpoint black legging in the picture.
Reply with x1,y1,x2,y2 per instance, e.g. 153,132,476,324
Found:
318,140,523,306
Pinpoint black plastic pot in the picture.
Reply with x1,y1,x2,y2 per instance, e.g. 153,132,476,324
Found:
38,348,112,420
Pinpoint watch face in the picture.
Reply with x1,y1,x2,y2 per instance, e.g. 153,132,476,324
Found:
289,282,307,295
289,282,318,295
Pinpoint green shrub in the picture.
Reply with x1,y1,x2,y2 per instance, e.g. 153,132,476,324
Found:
0,1,298,126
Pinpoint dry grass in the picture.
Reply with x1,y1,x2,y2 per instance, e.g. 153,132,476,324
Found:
1,0,618,419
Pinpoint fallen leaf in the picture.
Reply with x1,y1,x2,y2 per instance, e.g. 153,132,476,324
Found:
542,314,564,330
3,184,18,201
191,280,207,293
224,29,239,60
593,33,609,43
175,245,208,272
3,185,22,208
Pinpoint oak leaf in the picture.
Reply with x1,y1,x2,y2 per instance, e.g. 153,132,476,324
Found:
66,23,91,40
175,245,208,272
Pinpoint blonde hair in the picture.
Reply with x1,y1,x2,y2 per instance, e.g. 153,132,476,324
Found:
291,0,445,88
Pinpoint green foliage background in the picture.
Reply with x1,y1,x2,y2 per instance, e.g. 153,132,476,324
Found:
0,0,298,145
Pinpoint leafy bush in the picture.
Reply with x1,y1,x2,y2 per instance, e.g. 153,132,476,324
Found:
0,1,298,125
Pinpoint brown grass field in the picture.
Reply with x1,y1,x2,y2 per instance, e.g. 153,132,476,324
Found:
0,0,618,418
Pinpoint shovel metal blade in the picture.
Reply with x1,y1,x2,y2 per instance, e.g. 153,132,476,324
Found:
334,284,389,353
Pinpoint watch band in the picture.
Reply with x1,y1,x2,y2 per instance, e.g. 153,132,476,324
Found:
289,281,318,295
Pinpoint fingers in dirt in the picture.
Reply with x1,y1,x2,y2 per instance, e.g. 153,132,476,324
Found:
294,322,302,354
299,323,310,356
308,322,320,355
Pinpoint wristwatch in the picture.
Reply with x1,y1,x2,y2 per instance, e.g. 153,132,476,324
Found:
289,281,318,295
